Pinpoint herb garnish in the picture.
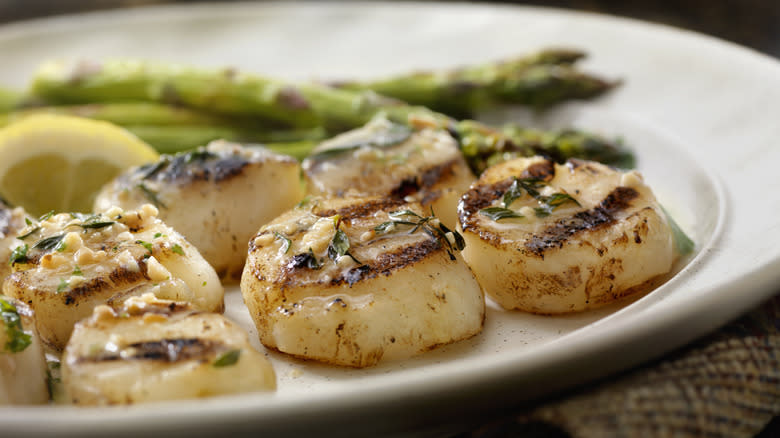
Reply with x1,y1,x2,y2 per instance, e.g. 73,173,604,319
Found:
56,278,69,293
290,248,322,270
8,244,28,265
274,232,291,254
171,243,185,256
184,150,218,163
38,211,55,222
16,227,40,241
33,234,65,251
136,240,153,258
479,177,580,221
213,349,241,367
375,209,465,260
0,297,32,353
137,183,166,208
478,207,523,221
327,216,361,264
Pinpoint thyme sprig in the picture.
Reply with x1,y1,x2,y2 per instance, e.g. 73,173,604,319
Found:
479,177,581,221
375,209,465,260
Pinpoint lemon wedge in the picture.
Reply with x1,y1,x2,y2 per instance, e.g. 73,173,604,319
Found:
0,114,158,216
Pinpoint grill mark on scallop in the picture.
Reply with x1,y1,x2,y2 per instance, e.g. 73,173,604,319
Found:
521,159,555,181
314,198,407,221
524,186,639,258
278,239,441,289
77,337,223,363
458,179,514,227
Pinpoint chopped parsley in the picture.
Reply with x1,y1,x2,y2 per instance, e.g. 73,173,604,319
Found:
213,349,241,367
8,244,28,265
171,243,185,256
136,240,153,258
72,266,83,276
56,278,69,293
0,297,32,353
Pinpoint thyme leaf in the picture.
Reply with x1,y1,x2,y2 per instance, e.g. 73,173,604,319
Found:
479,207,524,221
33,234,65,251
375,209,466,260
137,183,166,209
213,349,241,367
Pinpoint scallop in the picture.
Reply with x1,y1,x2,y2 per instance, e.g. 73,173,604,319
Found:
240,196,485,367
458,156,675,313
2,204,223,350
0,295,49,405
95,140,304,281
62,293,275,405
302,116,475,229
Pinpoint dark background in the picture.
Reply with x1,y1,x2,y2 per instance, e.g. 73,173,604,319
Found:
0,1,778,58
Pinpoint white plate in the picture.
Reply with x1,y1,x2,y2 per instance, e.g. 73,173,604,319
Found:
2,2,780,437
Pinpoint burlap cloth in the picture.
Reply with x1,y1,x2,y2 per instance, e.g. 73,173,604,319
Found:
460,294,780,438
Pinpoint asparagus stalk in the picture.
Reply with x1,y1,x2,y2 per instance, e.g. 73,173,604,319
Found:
0,102,235,127
30,52,616,131
31,59,370,129
332,49,616,117
28,58,632,170
455,121,633,174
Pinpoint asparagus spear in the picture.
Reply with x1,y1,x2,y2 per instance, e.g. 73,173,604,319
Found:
332,49,616,117
28,58,632,170
30,53,615,131
31,59,364,129
0,102,235,127
453,121,633,174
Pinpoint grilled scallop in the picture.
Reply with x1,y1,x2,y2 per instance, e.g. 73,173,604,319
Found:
302,116,475,229
0,295,49,405
95,140,304,281
0,198,28,283
2,204,223,350
62,293,275,405
458,156,675,313
241,196,484,368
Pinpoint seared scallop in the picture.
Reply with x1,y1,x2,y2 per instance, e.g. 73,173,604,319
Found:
0,295,49,405
95,140,304,281
2,204,223,350
458,156,675,313
302,116,475,229
62,293,275,405
241,196,484,368
0,198,28,283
